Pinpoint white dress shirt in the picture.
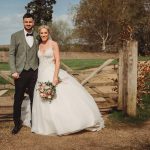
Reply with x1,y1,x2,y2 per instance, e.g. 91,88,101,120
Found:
24,29,34,48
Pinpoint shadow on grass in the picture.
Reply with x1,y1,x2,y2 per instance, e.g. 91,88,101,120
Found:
109,94,150,125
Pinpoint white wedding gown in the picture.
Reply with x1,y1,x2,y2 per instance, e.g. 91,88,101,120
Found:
21,48,104,135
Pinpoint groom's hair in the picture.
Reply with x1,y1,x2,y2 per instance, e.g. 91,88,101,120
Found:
23,13,34,20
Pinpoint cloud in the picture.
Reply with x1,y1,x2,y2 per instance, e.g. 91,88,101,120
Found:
0,14,23,44
0,13,75,44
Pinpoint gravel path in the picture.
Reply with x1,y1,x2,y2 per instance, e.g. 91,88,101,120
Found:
0,117,150,150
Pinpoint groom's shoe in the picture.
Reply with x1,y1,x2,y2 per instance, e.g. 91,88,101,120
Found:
11,123,23,135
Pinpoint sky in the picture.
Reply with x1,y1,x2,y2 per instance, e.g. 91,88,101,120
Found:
0,0,80,45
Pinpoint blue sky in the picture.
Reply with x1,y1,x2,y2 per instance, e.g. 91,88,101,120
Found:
0,0,80,45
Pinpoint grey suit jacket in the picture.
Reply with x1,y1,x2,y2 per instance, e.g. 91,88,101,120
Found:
9,29,39,74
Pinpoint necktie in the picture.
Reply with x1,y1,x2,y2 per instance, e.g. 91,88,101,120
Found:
26,33,33,36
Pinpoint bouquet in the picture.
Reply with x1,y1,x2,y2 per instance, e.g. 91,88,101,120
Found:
37,81,56,102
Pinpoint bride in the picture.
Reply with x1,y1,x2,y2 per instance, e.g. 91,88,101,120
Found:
22,25,104,136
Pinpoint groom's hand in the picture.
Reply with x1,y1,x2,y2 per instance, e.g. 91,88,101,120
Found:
12,72,20,79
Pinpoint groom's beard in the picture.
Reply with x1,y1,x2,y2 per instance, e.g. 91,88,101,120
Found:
24,26,33,32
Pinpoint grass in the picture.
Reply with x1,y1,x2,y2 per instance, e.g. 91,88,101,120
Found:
0,55,149,71
138,56,150,61
0,62,10,70
110,94,150,124
0,76,9,84
62,59,118,70
62,56,149,70
1,59,112,71
0,62,10,84
0,47,9,51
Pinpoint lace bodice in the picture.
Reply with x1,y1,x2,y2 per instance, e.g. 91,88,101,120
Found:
38,48,55,67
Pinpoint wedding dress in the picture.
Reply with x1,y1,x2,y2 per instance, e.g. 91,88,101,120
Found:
21,48,104,135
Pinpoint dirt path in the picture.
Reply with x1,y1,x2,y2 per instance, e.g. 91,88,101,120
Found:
0,118,150,150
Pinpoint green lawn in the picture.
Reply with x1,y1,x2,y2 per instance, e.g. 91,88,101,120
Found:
0,59,118,71
110,94,150,124
0,76,9,84
63,56,150,70
0,62,10,70
0,55,149,71
0,63,10,84
62,59,118,70
138,56,150,61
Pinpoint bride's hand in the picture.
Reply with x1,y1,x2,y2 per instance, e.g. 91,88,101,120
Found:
52,77,59,86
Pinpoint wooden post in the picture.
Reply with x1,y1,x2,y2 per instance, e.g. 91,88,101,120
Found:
118,40,137,116
118,48,124,110
127,41,137,116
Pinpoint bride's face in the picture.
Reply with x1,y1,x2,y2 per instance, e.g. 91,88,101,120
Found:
40,28,49,42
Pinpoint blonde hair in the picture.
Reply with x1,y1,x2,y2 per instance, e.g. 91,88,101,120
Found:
38,25,51,34
38,25,52,39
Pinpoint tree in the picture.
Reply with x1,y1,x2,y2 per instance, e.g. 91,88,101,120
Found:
73,0,122,51
25,0,56,25
73,0,149,51
51,20,73,51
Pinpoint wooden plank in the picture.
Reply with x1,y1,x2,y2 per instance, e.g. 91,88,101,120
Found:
72,75,83,82
0,114,13,122
0,72,14,85
90,86,104,94
99,108,112,112
0,90,8,96
0,84,14,90
0,96,12,103
87,82,116,86
98,104,117,109
94,97,106,102
0,71,11,75
81,59,114,85
91,93,117,98
0,114,13,118
61,62,73,73
70,70,92,75
85,86,97,94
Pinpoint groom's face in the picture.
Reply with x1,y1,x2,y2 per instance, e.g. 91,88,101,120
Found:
23,17,34,31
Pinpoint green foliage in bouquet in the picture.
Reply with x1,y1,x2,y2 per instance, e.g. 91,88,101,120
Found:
37,81,56,102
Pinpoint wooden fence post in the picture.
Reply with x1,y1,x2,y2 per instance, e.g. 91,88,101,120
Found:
127,40,137,116
118,48,124,110
118,40,138,116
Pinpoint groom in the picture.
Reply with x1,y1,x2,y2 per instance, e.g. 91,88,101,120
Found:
9,13,39,134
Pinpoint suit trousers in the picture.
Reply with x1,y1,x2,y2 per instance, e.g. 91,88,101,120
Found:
13,69,38,126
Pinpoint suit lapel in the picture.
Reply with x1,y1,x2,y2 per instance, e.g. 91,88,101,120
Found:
20,30,28,49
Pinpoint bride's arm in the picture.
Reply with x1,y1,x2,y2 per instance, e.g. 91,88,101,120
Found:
52,41,60,85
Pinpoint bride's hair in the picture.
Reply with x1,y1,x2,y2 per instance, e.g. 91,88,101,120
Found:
38,25,52,40
38,25,51,34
